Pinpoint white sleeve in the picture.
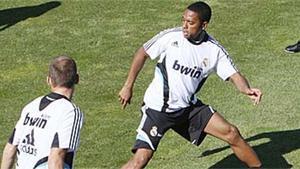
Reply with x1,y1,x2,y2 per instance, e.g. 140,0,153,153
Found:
143,30,170,60
215,49,238,81
56,107,83,151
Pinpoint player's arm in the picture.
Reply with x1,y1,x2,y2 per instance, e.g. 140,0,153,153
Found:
229,72,262,105
118,47,149,109
48,148,67,169
1,143,17,169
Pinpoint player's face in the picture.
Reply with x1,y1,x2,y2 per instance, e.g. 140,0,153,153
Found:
182,9,205,39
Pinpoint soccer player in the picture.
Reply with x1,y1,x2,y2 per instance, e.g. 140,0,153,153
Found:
1,56,83,169
118,1,262,168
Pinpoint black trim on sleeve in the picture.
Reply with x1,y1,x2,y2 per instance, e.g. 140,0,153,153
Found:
69,107,82,150
51,132,59,148
8,128,16,144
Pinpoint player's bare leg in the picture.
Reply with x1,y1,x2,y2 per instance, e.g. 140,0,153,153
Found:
204,112,262,168
121,148,153,169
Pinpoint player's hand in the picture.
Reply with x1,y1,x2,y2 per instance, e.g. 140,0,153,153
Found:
118,86,132,109
246,88,262,105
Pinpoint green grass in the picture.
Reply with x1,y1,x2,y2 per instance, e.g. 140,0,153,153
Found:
1,0,300,168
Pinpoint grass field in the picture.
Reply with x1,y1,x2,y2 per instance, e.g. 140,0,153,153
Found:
0,0,300,168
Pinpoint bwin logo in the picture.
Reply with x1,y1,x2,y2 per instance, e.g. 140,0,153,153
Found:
23,113,48,129
172,60,202,78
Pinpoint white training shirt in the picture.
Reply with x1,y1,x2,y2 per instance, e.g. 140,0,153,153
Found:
9,92,83,169
143,27,238,112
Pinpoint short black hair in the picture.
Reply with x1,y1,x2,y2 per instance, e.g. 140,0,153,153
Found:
187,1,212,22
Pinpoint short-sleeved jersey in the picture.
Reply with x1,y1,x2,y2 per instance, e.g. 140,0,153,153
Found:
143,27,238,112
9,92,84,169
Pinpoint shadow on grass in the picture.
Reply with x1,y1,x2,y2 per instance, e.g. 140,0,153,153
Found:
200,129,300,169
0,1,61,31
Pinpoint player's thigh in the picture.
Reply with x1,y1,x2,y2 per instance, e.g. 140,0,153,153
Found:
204,112,237,141
133,148,154,162
172,104,213,145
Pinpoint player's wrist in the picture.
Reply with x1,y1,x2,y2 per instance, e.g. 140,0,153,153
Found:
123,83,134,90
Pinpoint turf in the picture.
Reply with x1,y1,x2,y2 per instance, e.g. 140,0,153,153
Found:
0,0,299,168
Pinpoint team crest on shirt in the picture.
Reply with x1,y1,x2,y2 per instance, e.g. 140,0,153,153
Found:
202,58,209,67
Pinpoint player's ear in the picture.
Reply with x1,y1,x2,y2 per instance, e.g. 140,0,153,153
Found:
47,76,54,86
202,21,208,30
47,76,51,86
75,74,79,84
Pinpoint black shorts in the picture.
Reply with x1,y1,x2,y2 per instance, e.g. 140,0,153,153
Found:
132,101,215,153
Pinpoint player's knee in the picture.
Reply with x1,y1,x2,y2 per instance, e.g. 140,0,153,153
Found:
130,156,150,168
130,150,152,168
225,125,242,145
132,158,147,168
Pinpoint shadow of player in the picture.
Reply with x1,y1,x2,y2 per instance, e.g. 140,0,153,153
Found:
0,1,61,31
200,129,300,168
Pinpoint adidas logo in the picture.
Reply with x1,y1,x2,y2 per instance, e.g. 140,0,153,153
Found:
22,129,35,146
171,41,179,47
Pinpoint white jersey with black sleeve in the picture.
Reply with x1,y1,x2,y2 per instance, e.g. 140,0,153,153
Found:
8,92,84,169
143,27,238,112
